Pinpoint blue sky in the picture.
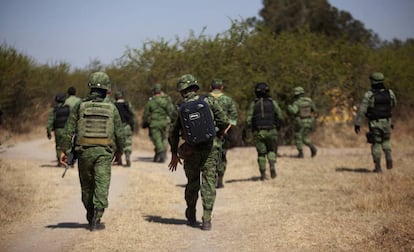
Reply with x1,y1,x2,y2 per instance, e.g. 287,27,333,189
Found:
1,0,413,68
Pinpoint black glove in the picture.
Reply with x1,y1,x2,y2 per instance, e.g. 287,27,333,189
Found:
47,132,52,140
354,125,360,134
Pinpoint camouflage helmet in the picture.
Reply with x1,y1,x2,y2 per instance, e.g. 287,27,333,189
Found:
114,90,123,100
176,74,199,92
55,93,66,103
369,72,384,84
294,86,305,95
88,71,111,90
152,83,163,92
211,79,223,89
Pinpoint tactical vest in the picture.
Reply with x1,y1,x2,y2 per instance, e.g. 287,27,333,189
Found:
252,98,277,130
298,97,313,118
114,101,132,124
366,89,392,120
53,105,70,129
77,101,114,146
179,96,216,145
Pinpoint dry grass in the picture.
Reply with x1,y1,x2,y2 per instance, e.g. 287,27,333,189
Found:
0,119,413,251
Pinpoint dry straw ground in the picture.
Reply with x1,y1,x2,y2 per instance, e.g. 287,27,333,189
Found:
0,122,413,251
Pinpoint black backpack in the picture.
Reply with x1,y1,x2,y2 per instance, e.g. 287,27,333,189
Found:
179,96,216,145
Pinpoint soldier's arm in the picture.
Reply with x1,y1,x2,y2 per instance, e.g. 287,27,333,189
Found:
62,102,80,153
287,101,299,115
228,97,239,126
390,89,397,108
46,108,54,134
168,118,181,154
113,106,126,152
245,102,254,129
142,101,151,125
355,92,371,126
273,100,285,122
210,99,229,135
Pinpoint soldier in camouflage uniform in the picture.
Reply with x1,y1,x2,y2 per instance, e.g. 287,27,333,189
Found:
114,90,137,167
64,86,82,167
60,71,125,231
46,93,70,167
208,79,238,188
143,83,175,163
64,86,81,111
287,86,318,158
246,82,284,180
168,74,228,231
354,72,397,173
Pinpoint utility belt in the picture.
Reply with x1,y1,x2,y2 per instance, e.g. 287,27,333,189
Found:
78,137,112,146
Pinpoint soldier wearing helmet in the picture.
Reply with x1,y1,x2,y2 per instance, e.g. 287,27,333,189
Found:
354,72,397,173
46,93,70,166
168,74,228,231
60,71,125,231
113,90,137,167
208,78,239,188
142,83,175,163
246,82,284,180
288,86,318,158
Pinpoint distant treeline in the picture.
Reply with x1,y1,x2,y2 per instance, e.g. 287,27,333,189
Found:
1,21,413,137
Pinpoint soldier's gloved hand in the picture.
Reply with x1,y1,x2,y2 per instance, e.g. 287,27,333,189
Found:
354,125,360,134
47,132,52,140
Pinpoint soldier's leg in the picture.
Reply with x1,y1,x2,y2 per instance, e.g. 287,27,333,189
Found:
371,129,383,173
382,130,392,169
303,126,317,157
77,149,96,223
124,125,133,167
295,127,304,158
265,129,277,178
200,146,218,230
151,127,165,162
254,131,267,179
184,154,201,225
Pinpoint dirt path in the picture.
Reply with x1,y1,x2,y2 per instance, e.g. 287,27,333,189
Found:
1,136,413,251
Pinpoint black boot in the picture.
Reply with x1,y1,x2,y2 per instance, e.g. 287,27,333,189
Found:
201,218,212,231
185,208,197,227
260,171,267,181
153,152,161,163
270,163,277,179
158,151,167,163
385,150,393,169
297,150,304,158
373,161,382,173
125,153,131,167
86,203,94,226
216,175,224,188
90,209,105,231
310,145,317,158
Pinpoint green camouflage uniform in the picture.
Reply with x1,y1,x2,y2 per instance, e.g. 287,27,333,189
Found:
62,73,125,229
208,88,238,187
64,95,81,112
114,97,137,164
47,101,69,164
169,91,227,224
143,92,175,162
287,91,317,158
246,84,284,179
354,74,397,172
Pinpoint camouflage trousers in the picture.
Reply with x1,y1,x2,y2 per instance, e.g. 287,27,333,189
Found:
77,146,112,213
54,128,66,163
294,118,314,151
149,125,168,154
123,124,133,155
253,128,278,173
183,142,218,222
215,138,227,177
369,119,392,163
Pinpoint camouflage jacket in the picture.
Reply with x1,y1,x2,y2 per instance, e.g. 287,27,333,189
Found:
143,93,175,128
355,88,397,126
246,97,284,130
62,92,125,153
208,90,239,126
